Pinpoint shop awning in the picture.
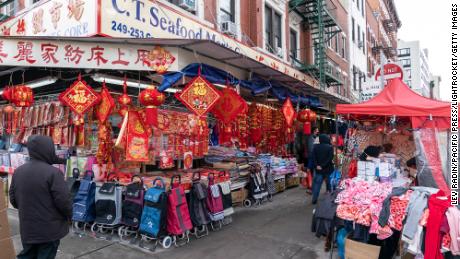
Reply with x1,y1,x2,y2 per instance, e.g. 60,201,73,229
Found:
0,36,347,106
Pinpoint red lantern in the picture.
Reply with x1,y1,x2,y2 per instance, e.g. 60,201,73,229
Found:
297,109,311,123
138,85,165,127
309,110,317,122
2,86,12,101
118,77,132,106
11,85,34,107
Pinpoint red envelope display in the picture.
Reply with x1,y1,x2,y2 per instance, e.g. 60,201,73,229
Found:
125,111,149,162
96,82,115,123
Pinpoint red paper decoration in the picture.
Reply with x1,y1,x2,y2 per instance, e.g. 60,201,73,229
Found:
125,111,149,162
282,97,295,127
59,74,100,117
10,85,34,107
297,109,311,123
211,88,246,123
138,85,165,127
96,82,115,123
175,74,222,117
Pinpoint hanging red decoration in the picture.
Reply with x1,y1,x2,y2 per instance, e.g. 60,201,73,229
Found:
175,70,222,117
118,76,132,106
59,74,100,119
211,87,246,124
2,86,12,101
297,109,311,123
10,85,34,107
282,97,295,127
138,85,165,127
96,82,115,123
309,110,317,122
149,46,176,74
125,111,149,162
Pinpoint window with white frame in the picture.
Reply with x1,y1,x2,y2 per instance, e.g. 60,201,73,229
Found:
357,25,361,47
220,0,235,22
168,0,198,15
341,35,346,59
362,32,365,54
334,35,339,53
352,18,355,42
265,4,282,54
1,0,14,16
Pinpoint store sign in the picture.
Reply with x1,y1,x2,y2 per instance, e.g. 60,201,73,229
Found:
100,0,318,89
0,38,178,71
361,80,383,101
0,0,97,37
375,63,403,81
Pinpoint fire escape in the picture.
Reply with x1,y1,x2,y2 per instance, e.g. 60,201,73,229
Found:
289,0,342,89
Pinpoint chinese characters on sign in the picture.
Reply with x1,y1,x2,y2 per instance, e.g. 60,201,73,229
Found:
0,39,178,71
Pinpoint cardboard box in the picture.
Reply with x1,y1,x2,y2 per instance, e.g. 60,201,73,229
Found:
0,179,6,210
378,162,393,177
0,210,10,240
345,238,380,259
358,161,376,177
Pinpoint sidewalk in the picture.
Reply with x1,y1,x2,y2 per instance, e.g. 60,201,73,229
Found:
8,187,329,259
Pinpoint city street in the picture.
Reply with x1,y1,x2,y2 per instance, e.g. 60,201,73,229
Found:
7,187,328,259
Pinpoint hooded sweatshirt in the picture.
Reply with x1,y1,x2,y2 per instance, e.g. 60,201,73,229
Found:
312,134,334,175
9,135,72,244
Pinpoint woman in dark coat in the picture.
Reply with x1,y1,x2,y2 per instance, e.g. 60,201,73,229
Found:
311,134,334,204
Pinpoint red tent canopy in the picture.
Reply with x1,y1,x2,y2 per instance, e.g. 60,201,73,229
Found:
336,78,450,117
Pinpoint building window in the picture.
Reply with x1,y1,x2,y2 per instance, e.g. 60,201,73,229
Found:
401,58,411,67
356,0,359,10
220,0,235,22
168,0,197,14
357,25,361,47
341,36,346,59
290,29,297,59
334,35,339,53
327,28,332,48
407,80,412,87
265,5,282,53
352,18,355,42
405,69,411,79
361,0,364,16
1,1,14,16
398,48,410,57
362,32,365,54
353,66,357,91
33,0,41,3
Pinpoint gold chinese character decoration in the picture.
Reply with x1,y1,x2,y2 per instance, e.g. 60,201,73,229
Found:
175,69,222,117
148,46,176,74
59,74,101,124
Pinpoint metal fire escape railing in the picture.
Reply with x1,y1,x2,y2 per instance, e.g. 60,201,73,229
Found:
289,0,342,89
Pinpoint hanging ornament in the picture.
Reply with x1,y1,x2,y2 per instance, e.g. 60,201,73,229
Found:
211,87,247,124
309,110,317,122
148,46,176,74
282,97,295,127
297,109,311,123
118,76,132,107
96,81,115,123
7,85,34,107
175,67,222,117
2,86,12,101
138,85,165,127
59,74,101,123
125,111,149,162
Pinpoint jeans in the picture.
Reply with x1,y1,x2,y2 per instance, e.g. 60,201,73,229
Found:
17,240,60,259
312,172,331,203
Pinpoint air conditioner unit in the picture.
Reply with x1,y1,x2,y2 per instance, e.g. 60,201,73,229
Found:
276,47,284,58
358,41,364,48
221,21,238,37
178,0,196,11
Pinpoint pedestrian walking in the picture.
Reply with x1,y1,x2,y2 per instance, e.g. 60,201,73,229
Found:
311,134,334,204
10,135,72,259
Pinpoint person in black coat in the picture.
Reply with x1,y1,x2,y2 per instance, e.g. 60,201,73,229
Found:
311,134,334,204
10,135,72,259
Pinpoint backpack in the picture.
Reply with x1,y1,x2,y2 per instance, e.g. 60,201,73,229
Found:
139,177,168,237
206,174,224,221
72,170,96,223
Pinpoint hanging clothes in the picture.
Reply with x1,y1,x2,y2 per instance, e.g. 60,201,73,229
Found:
447,207,460,255
403,187,439,240
425,190,451,259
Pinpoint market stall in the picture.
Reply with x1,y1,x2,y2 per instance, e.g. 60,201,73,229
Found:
314,78,454,259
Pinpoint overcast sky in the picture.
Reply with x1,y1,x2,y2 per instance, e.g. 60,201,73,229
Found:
394,0,452,101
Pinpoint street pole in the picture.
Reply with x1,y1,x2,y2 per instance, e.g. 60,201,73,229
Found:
380,48,385,89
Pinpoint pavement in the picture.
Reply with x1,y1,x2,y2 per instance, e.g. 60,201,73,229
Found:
8,187,330,259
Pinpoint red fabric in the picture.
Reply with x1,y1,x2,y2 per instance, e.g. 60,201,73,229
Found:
420,128,450,193
166,185,193,235
411,117,450,130
425,190,451,259
336,78,450,118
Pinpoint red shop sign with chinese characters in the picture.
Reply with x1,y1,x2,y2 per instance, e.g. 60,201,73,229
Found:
0,38,178,72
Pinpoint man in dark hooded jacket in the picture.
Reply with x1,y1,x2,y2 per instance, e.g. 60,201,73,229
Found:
311,134,334,204
10,135,71,259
